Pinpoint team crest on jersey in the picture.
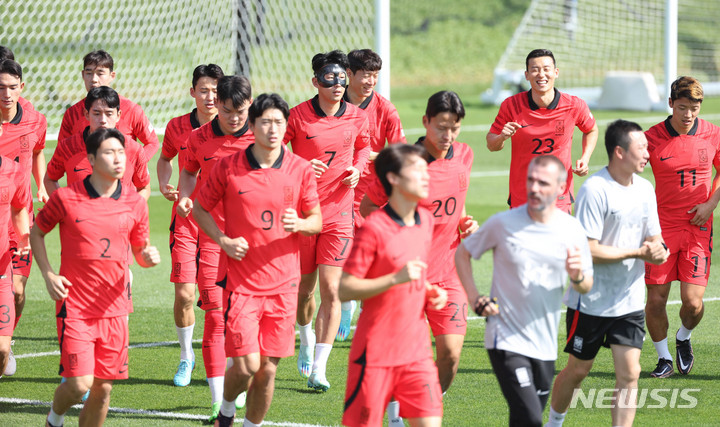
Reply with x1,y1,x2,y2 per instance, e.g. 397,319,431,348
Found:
554,120,565,135
68,353,78,369
20,135,30,151
458,172,467,190
119,217,128,234
232,332,243,349
173,262,182,276
284,186,294,204
573,336,583,352
699,148,708,164
343,130,353,147
0,187,8,203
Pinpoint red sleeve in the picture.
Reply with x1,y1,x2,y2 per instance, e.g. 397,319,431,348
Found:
366,175,388,208
196,156,228,212
11,166,31,209
343,221,378,278
35,190,65,233
161,119,180,159
573,98,596,134
184,132,201,174
300,160,320,213
129,197,150,248
46,138,71,181
385,106,406,144
283,111,298,145
58,109,74,143
490,97,513,134
33,113,47,151
132,148,151,189
353,116,371,171
130,104,160,159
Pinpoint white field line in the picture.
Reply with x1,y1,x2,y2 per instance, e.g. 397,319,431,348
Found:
0,397,330,426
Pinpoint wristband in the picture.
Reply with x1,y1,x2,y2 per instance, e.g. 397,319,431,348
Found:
570,274,585,285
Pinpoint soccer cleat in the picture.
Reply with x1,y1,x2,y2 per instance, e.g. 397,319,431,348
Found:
214,410,234,427
650,358,674,378
173,359,194,387
209,401,221,423
235,391,246,409
297,344,314,378
336,300,357,342
676,335,695,375
3,340,16,376
307,372,330,392
45,413,63,427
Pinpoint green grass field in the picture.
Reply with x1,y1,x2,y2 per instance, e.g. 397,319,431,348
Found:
3,97,720,426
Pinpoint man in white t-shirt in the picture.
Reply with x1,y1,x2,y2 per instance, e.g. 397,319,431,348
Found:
546,120,669,427
455,154,593,427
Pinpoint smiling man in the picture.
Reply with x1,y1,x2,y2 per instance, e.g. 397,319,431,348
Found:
486,48,598,213
644,76,720,379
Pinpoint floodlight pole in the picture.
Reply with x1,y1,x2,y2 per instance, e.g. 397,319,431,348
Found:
375,0,391,100
664,0,678,104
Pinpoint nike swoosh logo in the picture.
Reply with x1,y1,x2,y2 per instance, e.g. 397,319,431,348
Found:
660,156,673,161
306,135,318,139
333,257,346,262
204,156,216,161
75,218,87,223
678,354,691,372
520,124,533,128
692,273,704,278
238,190,251,195
73,167,88,172
180,147,187,150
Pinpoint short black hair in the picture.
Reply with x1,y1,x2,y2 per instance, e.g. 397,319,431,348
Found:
85,86,121,112
85,127,125,156
83,50,114,71
347,49,382,73
375,144,427,197
248,93,289,123
0,46,15,61
217,75,252,108
192,64,224,88
425,90,465,120
605,119,643,160
526,49,556,70
311,50,349,73
0,59,22,80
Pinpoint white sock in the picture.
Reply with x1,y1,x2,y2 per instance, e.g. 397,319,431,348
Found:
208,376,224,403
312,343,332,377
298,322,315,347
341,301,353,310
176,324,195,361
47,408,64,426
545,407,566,427
220,398,236,417
227,358,234,369
677,325,692,341
243,418,262,427
386,400,401,422
653,338,673,361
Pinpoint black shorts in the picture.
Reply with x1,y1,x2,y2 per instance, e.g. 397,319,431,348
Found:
564,308,645,360
487,349,555,427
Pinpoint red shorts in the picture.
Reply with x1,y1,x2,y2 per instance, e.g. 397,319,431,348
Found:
169,211,199,284
197,242,225,311
425,278,468,336
57,316,129,380
0,262,15,336
299,216,353,275
223,290,297,358
645,226,712,286
343,356,442,426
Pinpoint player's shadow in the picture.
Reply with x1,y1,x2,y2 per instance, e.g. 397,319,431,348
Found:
119,377,208,387
0,402,54,417
11,335,57,343
456,367,495,375
0,376,69,384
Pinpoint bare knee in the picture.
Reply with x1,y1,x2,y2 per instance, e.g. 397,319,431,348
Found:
175,283,195,308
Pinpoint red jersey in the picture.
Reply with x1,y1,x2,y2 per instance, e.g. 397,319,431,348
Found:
0,103,46,191
344,205,434,367
185,117,254,233
197,145,319,295
162,109,202,173
366,140,473,282
284,96,371,219
35,178,149,319
0,156,31,259
646,117,720,229
46,128,150,191
58,94,159,159
490,89,595,208
18,97,35,111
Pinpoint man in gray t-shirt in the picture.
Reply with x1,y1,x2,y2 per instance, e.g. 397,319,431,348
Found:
546,120,668,427
456,155,593,427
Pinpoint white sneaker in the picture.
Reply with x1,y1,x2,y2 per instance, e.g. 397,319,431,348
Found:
307,372,330,392
235,391,247,409
3,340,16,376
336,300,357,342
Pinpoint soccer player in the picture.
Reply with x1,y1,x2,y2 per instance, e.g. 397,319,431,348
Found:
546,120,668,427
193,93,322,427
0,59,48,376
31,127,160,427
0,46,34,112
340,144,446,427
157,63,224,386
644,76,720,378
0,142,31,378
455,155,593,427
284,50,371,391
337,48,406,343
176,75,254,421
486,48,598,213
45,86,151,200
360,91,477,398
58,50,159,159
